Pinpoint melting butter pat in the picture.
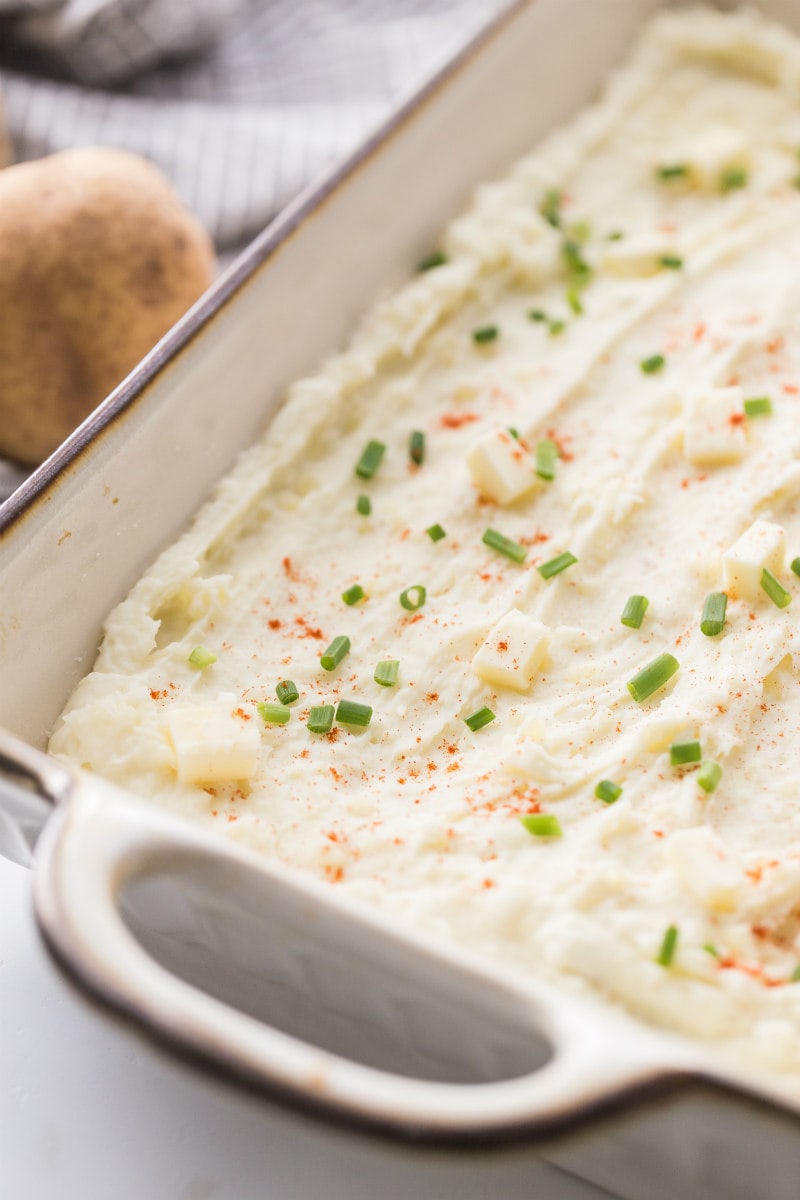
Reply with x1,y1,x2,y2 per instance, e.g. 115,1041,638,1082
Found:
168,702,261,783
723,518,786,601
601,232,682,277
670,124,751,191
667,828,741,912
683,386,746,466
466,428,539,505
472,609,549,692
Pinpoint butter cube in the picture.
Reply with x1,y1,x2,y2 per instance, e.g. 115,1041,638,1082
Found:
168,702,260,783
467,429,539,505
472,609,549,692
601,232,681,278
723,519,786,601
683,387,746,466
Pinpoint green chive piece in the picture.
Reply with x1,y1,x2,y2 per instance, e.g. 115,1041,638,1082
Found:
720,166,748,192
535,438,559,481
640,353,665,374
595,779,622,805
669,740,702,766
188,646,216,669
791,965,800,983
621,594,649,629
703,943,720,959
659,254,683,270
528,308,548,323
539,188,563,228
743,396,773,418
482,528,527,564
335,699,372,728
356,494,371,516
342,584,366,606
656,163,689,181
307,705,334,734
409,430,425,465
355,440,386,480
473,325,499,345
275,680,299,705
538,551,578,580
508,427,520,439
320,635,350,671
657,925,679,967
548,319,566,337
399,585,426,612
761,567,792,609
418,250,448,272
562,239,592,285
465,706,496,732
606,229,625,241
791,557,800,578
627,652,680,703
257,702,290,725
374,659,399,687
566,285,584,316
700,592,727,637
697,760,722,794
426,523,447,543
520,813,563,838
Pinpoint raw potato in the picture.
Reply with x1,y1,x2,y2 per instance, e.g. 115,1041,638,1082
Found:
0,147,214,464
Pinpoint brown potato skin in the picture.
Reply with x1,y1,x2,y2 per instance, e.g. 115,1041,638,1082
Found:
0,147,215,464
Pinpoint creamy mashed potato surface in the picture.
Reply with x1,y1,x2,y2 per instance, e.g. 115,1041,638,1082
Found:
51,7,800,1085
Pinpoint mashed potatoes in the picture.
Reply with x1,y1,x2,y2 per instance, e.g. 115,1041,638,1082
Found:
50,7,800,1086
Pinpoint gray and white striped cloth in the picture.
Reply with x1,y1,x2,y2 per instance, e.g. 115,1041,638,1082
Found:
0,0,501,497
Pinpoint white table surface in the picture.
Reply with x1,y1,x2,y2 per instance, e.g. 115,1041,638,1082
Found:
0,853,616,1200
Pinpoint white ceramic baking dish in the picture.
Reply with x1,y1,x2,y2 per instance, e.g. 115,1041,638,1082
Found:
4,1,800,1196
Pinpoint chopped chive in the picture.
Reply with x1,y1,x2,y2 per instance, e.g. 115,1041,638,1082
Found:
743,396,773,418
761,567,792,608
508,426,520,439
342,584,366,606
473,324,499,344
356,493,372,516
418,250,448,272
335,699,372,728
465,706,495,732
606,229,625,241
482,528,527,564
257,701,290,725
669,739,702,766
520,813,562,838
535,438,559,481
562,239,592,285
621,594,649,629
275,680,299,706
657,925,679,967
399,585,426,612
627,652,679,703
791,965,800,983
307,705,334,734
703,943,720,959
539,187,563,228
538,551,577,580
320,635,350,671
792,557,800,578
355,440,386,480
426,523,447,542
697,760,722,794
528,308,548,323
188,646,216,669
720,166,748,192
548,319,566,337
409,430,425,465
659,254,683,270
374,659,400,687
566,285,583,316
700,592,727,637
656,163,688,181
640,353,665,374
595,779,622,804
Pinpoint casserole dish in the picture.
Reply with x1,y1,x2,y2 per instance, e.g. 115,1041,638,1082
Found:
4,1,800,1196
